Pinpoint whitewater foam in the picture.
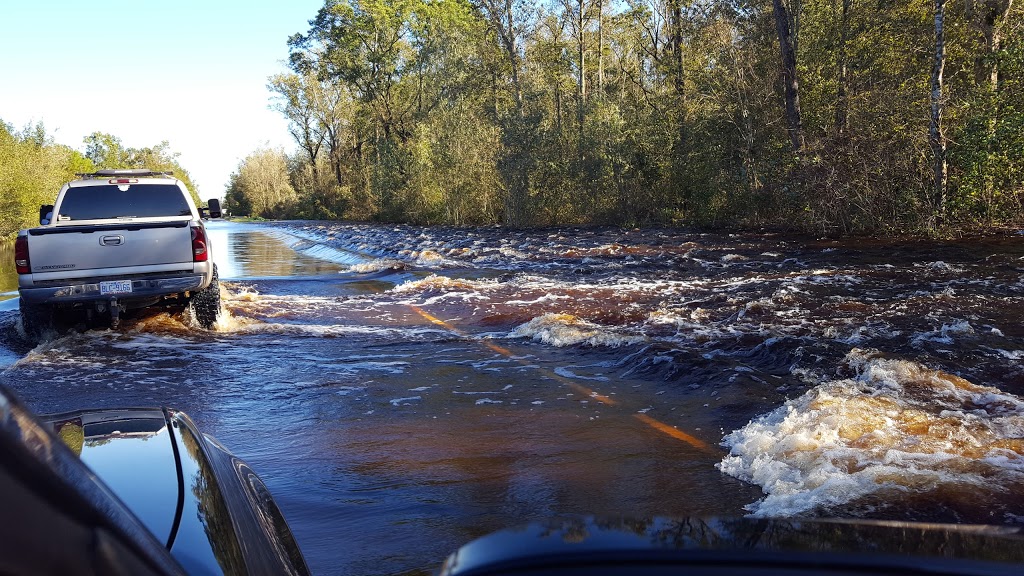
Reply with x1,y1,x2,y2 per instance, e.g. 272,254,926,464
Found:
718,350,1024,518
349,258,408,273
911,319,975,347
511,313,644,348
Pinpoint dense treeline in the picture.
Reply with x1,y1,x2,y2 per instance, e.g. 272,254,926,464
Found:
0,122,91,240
0,120,200,240
226,0,1023,233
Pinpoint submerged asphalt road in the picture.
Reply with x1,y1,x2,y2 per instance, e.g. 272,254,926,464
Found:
2,220,1022,574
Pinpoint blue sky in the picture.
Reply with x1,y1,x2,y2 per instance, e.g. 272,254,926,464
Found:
0,0,324,198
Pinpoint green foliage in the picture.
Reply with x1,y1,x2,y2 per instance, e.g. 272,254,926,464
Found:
948,4,1024,224
84,132,203,205
406,102,502,224
0,124,205,241
256,0,1024,232
0,121,96,239
224,148,299,219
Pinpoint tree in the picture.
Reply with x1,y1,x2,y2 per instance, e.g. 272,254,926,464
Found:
0,121,95,239
474,0,537,227
930,0,948,225
84,132,130,167
83,132,201,204
226,149,298,218
772,0,805,152
835,0,851,135
260,0,1024,232
291,0,415,142
269,72,327,183
668,0,687,151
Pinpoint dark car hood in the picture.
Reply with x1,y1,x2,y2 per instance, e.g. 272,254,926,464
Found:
2,385,307,576
47,409,179,545
442,516,1024,576
43,407,251,574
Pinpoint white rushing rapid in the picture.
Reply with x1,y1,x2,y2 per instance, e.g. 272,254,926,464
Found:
718,349,1024,519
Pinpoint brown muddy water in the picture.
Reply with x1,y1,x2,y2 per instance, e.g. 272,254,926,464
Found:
1,221,1023,575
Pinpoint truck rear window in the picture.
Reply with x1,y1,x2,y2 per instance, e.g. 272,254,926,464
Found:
58,184,192,220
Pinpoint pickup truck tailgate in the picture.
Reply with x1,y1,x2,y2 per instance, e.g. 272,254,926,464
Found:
28,221,194,276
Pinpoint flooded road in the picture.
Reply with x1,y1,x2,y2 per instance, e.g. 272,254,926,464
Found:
1,221,1023,575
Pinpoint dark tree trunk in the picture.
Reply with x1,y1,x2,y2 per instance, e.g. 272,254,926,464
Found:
772,0,805,152
578,0,586,106
987,1,1010,215
556,88,562,135
576,0,586,155
331,146,343,186
478,0,530,227
303,133,322,186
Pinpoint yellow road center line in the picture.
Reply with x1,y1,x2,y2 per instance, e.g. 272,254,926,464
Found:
634,414,716,454
412,306,616,406
408,305,715,453
412,306,467,336
482,341,515,356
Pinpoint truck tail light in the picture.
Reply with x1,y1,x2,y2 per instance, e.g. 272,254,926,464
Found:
14,236,30,274
191,225,209,262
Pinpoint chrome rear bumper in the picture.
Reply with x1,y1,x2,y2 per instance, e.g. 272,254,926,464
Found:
19,275,205,305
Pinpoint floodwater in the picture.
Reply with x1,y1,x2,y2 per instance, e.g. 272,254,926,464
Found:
1,221,1023,575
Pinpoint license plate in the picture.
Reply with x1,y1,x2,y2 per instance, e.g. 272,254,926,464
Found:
100,280,133,295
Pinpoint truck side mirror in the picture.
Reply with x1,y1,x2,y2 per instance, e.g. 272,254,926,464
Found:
207,199,223,219
39,204,54,225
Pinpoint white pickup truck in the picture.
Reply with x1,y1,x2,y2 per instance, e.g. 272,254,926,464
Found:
14,169,223,340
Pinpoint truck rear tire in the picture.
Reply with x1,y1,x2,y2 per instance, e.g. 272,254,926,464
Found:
191,264,221,328
20,301,53,343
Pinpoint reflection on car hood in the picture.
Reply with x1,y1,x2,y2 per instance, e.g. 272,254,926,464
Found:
443,516,1024,576
43,407,249,574
47,409,179,546
41,405,309,576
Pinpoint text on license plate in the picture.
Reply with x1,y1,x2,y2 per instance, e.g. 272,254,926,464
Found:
100,280,133,295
